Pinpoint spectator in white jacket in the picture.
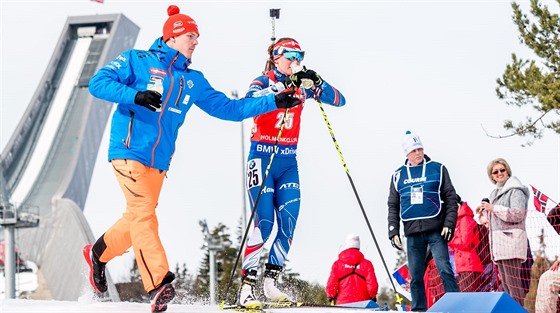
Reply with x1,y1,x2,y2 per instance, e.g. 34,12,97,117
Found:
475,158,529,306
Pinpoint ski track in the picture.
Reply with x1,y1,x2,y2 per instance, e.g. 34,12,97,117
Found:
0,299,403,312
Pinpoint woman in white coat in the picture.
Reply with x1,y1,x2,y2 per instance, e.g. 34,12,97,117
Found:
476,158,529,306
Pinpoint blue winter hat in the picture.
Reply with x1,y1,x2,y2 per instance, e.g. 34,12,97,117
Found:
402,130,423,155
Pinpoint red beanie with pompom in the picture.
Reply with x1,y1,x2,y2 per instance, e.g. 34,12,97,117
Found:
163,5,199,41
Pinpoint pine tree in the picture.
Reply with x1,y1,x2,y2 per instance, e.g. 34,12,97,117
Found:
525,256,549,312
174,262,195,303
537,228,546,258
496,0,560,145
395,238,408,268
191,218,331,305
193,221,240,304
129,255,141,283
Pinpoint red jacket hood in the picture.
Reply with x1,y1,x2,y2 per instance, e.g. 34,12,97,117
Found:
458,202,474,218
338,248,365,264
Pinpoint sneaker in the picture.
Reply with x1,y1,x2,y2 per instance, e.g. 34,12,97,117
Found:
237,270,262,308
149,283,175,313
263,264,289,302
83,244,107,293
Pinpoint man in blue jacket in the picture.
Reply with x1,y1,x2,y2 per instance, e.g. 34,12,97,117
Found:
387,131,459,312
82,5,301,313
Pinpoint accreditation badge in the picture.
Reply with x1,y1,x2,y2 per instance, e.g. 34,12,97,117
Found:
411,186,423,205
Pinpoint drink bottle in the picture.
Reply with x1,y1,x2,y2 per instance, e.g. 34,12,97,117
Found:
290,63,313,89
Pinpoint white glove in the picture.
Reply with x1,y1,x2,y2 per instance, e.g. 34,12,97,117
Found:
391,235,403,250
441,227,454,242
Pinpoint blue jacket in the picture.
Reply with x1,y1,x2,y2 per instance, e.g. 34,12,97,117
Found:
89,37,276,170
387,155,458,237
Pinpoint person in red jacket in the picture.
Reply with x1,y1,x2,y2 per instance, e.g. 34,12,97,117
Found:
325,234,379,305
448,197,483,292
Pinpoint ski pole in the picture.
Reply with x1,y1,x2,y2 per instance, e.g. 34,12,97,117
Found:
221,106,289,305
222,8,283,303
316,99,402,298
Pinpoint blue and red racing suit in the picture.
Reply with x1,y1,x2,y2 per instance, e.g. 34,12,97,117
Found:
242,68,345,273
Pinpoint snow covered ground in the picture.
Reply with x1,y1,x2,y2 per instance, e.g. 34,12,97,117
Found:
0,299,399,313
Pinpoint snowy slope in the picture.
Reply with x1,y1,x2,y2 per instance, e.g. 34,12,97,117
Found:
0,299,399,313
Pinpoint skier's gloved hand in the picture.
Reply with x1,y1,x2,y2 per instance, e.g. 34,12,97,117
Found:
134,90,162,112
391,235,403,250
275,89,300,109
299,68,323,87
441,227,454,242
282,74,302,89
328,298,335,306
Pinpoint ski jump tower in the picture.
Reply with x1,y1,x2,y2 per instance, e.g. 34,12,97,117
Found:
0,14,139,300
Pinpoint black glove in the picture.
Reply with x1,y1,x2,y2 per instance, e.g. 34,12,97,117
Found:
134,90,162,112
391,235,403,251
441,227,454,242
274,89,300,109
282,74,302,89
300,68,323,87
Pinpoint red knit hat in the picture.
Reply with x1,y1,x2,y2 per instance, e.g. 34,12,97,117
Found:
163,5,199,42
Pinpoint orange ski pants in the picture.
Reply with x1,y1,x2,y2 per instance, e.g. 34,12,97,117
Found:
99,159,169,293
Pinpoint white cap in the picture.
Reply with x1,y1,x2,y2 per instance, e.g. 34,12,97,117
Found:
344,233,360,250
402,130,423,155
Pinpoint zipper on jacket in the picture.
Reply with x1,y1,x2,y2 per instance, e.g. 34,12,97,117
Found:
174,77,183,107
151,52,180,168
124,110,135,149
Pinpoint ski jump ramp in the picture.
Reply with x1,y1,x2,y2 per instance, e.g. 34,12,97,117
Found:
1,14,139,301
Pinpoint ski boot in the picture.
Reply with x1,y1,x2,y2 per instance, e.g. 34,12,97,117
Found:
149,271,176,313
263,263,290,303
237,269,262,309
83,244,107,294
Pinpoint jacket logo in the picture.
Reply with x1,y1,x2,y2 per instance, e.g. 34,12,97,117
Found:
403,177,427,184
182,94,190,105
149,68,167,76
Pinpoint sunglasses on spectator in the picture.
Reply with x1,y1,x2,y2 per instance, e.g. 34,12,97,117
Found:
492,168,507,175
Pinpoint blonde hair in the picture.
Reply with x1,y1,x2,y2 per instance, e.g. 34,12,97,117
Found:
486,158,512,184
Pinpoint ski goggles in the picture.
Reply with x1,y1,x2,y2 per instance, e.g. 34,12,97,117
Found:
273,47,305,62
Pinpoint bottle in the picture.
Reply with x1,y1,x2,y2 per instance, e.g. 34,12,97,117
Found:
147,78,164,112
290,63,313,89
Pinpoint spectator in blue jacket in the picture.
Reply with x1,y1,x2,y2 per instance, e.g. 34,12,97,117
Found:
82,5,301,313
